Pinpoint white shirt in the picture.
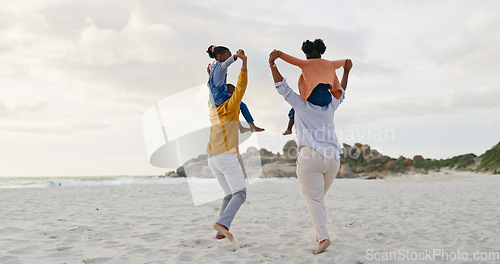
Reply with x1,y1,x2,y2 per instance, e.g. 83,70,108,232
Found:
275,79,344,160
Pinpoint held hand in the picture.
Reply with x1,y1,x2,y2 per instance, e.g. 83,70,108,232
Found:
344,59,353,71
269,49,280,65
236,49,247,60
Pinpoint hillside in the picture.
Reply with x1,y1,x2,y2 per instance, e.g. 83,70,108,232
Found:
166,141,500,179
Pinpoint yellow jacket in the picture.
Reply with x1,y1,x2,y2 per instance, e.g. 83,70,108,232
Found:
206,70,247,155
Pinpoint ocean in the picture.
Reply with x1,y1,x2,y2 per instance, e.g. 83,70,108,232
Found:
0,176,305,189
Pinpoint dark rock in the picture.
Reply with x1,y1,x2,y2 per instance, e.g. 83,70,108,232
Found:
352,148,365,160
364,165,375,173
260,156,273,165
370,149,381,158
403,158,413,166
260,148,275,157
413,155,424,162
262,163,296,178
176,166,186,177
165,171,179,177
361,145,371,157
354,166,364,173
283,140,298,159
385,161,396,170
338,164,356,178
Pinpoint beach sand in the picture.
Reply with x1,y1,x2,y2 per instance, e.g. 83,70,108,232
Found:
1,172,499,264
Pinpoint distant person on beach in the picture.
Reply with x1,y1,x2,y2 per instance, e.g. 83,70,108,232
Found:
207,45,264,133
269,48,353,255
271,39,346,135
206,49,249,250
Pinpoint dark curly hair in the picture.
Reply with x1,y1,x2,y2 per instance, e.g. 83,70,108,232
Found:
301,39,326,58
206,45,230,59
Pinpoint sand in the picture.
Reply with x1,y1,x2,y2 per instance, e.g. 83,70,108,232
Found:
1,172,499,264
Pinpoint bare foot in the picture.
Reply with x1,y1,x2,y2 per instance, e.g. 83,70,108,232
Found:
213,223,239,250
215,234,225,239
282,130,292,135
239,126,251,133
249,123,265,132
314,239,330,255
213,223,233,241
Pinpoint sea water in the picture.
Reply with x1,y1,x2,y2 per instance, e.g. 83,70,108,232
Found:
0,176,320,189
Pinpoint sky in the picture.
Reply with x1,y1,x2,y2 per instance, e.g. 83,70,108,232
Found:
0,0,499,177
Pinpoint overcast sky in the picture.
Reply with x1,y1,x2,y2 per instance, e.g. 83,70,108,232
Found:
1,0,499,177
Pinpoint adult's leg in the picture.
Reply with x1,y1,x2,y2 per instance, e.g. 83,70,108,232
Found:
208,155,233,237
323,148,341,195
214,153,247,231
296,147,330,242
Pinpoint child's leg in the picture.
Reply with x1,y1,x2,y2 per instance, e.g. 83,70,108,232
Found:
240,102,264,132
283,108,295,135
287,116,295,131
306,83,332,106
209,82,233,107
240,102,254,124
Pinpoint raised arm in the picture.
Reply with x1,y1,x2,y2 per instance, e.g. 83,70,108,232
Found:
219,53,237,70
269,50,284,83
278,50,306,67
331,59,352,100
269,50,303,108
227,50,248,109
341,59,352,91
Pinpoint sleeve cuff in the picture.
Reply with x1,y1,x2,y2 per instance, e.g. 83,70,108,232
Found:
274,78,287,88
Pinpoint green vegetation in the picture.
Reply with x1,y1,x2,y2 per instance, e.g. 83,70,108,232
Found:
341,141,500,176
412,153,477,171
345,159,367,169
479,142,500,171
442,153,477,169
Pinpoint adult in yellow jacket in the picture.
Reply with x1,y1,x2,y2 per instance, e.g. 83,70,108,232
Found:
207,49,248,248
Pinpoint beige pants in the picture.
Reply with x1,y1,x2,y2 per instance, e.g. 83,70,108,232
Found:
296,146,340,242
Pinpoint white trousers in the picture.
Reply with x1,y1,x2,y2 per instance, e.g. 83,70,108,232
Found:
208,152,246,196
208,152,247,231
296,146,340,242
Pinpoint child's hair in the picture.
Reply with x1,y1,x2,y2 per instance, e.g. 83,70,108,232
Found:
301,39,326,56
207,45,230,59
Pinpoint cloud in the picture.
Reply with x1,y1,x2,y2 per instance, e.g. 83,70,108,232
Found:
339,84,500,125
424,5,500,76
0,0,370,112
1,0,499,177
0,118,110,135
0,102,48,118
69,15,182,66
